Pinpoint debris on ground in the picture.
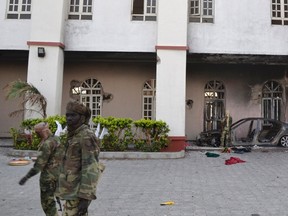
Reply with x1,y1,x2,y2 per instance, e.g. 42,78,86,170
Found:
221,147,231,153
205,152,220,157
160,201,175,206
231,146,252,154
8,157,32,166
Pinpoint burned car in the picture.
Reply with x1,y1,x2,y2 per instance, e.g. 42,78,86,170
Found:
196,130,221,147
196,118,288,147
230,117,288,147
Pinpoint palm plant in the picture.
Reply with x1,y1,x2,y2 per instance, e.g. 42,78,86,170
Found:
4,79,47,118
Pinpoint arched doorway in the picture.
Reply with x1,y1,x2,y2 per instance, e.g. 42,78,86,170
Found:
204,80,225,131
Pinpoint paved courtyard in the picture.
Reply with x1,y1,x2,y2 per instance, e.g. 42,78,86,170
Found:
1,143,288,216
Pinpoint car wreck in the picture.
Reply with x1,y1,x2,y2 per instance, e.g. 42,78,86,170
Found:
196,117,288,147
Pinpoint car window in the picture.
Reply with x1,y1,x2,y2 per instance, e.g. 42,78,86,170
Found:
232,120,256,143
258,120,281,142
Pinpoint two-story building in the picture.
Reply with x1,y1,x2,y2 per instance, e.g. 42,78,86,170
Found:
1,0,288,150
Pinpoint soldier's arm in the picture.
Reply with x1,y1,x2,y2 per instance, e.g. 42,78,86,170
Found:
33,139,54,172
78,133,99,200
19,140,54,185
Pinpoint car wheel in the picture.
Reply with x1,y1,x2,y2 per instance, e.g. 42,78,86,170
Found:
280,135,288,147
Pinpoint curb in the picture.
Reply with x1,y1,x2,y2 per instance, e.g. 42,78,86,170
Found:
100,150,185,159
7,149,186,160
185,145,288,152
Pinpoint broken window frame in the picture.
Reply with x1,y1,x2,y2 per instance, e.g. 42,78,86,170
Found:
7,0,31,19
131,0,157,21
79,78,103,128
68,0,93,20
204,80,225,132
262,80,283,121
189,0,214,23
271,0,288,25
142,79,156,120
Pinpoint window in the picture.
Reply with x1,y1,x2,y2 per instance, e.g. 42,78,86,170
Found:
142,79,156,120
75,78,103,127
132,0,157,21
204,80,225,131
262,81,283,120
271,0,288,25
68,0,93,20
189,0,214,23
7,0,31,19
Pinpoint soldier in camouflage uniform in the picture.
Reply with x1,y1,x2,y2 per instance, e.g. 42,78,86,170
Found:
220,111,232,147
19,122,64,216
56,101,101,216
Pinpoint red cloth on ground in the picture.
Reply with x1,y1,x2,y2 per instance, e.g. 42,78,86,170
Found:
225,157,246,165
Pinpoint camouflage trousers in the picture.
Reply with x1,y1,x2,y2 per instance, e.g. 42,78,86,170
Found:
62,199,91,216
220,129,231,147
40,173,59,216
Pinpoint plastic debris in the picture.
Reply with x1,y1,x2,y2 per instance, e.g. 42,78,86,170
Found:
160,201,175,206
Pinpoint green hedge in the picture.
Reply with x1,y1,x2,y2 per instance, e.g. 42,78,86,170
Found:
10,116,170,152
10,115,66,150
133,119,170,152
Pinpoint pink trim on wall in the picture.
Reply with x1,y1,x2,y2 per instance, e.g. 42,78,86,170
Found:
155,45,189,51
27,41,65,49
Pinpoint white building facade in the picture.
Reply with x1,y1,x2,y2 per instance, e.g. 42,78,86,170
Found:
1,0,288,150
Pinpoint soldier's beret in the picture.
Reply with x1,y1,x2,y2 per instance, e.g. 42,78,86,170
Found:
34,122,49,133
66,101,90,117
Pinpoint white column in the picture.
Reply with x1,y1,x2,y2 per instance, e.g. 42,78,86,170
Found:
26,0,66,118
156,0,188,137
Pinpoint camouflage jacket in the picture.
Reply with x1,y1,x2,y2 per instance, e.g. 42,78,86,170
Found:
28,136,63,180
56,124,100,200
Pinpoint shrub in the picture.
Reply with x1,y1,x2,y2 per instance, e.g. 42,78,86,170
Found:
133,119,170,152
93,116,134,151
11,116,170,152
11,115,66,150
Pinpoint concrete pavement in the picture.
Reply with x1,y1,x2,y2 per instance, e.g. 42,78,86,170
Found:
1,139,288,215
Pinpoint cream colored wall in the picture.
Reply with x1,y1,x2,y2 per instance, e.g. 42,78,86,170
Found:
62,61,156,119
0,63,27,137
1,60,287,140
63,63,288,141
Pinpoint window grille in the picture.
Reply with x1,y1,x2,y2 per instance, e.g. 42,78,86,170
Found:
142,79,156,120
189,0,214,23
7,0,31,19
79,78,103,128
204,80,225,131
132,0,157,21
271,0,288,25
262,80,283,120
69,0,93,20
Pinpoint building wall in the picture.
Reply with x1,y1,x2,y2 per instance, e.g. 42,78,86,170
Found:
1,60,288,140
1,0,288,140
62,61,156,118
186,64,288,140
188,0,288,55
0,62,27,137
64,0,157,52
1,0,288,55
0,2,31,50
